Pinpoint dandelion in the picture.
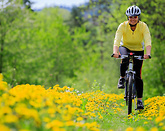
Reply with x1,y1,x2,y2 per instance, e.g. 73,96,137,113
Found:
155,116,163,123
150,127,158,131
43,117,50,123
144,122,148,124
136,126,145,131
69,88,74,91
65,121,75,126
0,73,3,81
159,122,164,126
0,124,10,131
76,117,83,121
75,122,84,127
4,114,18,123
52,127,65,131
126,127,133,131
19,130,30,131
147,117,152,120
46,120,64,129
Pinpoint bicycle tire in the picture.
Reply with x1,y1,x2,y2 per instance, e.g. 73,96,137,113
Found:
125,80,128,106
128,75,133,115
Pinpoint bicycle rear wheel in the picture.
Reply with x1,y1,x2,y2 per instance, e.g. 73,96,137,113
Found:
128,75,133,115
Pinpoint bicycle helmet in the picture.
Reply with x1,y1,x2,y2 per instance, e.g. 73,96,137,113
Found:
126,5,141,16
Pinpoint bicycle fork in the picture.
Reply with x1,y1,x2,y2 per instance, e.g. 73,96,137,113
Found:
125,61,136,110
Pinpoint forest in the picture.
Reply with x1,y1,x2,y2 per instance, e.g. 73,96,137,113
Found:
0,0,165,98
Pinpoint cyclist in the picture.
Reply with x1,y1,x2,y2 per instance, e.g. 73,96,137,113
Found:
112,5,151,109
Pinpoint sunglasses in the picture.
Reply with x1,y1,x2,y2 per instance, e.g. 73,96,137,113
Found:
129,16,138,19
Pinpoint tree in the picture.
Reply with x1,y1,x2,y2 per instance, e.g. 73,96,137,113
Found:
137,0,165,96
0,0,29,73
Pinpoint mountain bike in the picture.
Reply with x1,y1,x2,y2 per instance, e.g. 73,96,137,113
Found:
111,52,151,115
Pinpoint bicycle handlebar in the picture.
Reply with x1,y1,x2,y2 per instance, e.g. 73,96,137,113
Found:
111,53,151,60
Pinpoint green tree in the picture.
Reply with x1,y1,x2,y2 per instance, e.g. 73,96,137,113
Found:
0,0,31,74
137,0,165,96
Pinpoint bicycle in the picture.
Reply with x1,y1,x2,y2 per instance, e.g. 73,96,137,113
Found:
111,52,151,115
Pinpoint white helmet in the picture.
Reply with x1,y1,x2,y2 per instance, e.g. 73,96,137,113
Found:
126,5,141,16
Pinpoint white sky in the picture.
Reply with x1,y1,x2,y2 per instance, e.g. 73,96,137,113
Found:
31,0,89,9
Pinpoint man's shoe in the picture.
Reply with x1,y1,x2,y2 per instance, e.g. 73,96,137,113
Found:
118,77,125,89
137,100,144,109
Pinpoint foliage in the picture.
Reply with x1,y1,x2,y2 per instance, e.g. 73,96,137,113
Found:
0,0,164,97
137,0,165,97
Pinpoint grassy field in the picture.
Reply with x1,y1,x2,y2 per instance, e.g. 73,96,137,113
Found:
0,74,164,131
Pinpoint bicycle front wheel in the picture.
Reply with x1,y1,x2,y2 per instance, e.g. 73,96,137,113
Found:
128,75,133,115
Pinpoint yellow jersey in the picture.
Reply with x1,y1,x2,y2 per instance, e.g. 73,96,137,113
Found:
114,21,151,51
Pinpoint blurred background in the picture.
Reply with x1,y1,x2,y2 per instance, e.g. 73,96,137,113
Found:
0,0,164,98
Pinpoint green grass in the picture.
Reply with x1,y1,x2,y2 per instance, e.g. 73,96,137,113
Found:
91,98,164,131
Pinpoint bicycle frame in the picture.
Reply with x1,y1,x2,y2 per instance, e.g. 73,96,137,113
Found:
111,52,151,115
124,53,136,115
114,53,144,115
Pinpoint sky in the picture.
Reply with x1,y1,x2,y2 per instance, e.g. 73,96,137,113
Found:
31,0,89,9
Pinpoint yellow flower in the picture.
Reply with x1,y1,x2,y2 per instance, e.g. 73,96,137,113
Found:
159,122,164,126
126,127,133,131
4,114,18,123
155,116,163,123
0,81,8,91
150,127,158,131
48,108,56,114
1,106,12,114
99,115,103,119
46,120,64,129
76,117,83,121
0,73,3,81
147,117,152,120
76,122,84,127
69,88,74,91
43,117,50,123
62,114,72,121
159,110,165,117
52,127,65,131
144,122,148,124
0,124,10,131
65,121,75,126
136,127,145,131
19,130,30,131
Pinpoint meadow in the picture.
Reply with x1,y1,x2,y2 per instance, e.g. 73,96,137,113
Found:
0,73,164,131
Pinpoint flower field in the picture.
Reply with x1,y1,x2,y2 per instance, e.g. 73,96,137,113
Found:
0,74,165,131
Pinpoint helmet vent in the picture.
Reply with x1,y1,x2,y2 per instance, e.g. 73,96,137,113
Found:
126,5,141,16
